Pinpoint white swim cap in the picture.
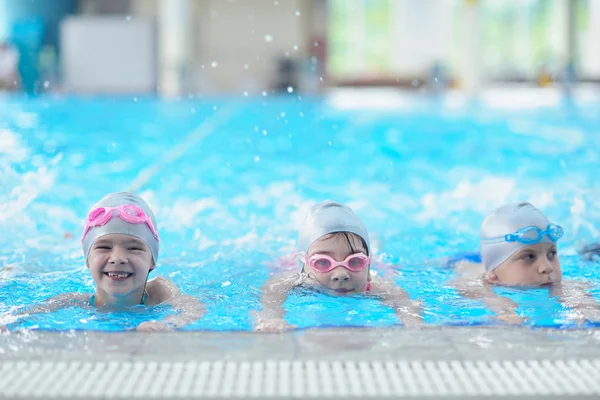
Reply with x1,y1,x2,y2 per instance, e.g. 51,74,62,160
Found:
479,202,555,272
82,192,159,263
297,200,370,254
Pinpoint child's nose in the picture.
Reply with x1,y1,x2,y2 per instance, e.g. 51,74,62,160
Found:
330,268,350,282
538,259,554,274
109,247,128,264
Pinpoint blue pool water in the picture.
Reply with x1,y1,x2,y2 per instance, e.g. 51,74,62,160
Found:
1,89,600,331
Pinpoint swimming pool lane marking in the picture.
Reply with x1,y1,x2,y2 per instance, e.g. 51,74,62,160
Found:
124,103,241,193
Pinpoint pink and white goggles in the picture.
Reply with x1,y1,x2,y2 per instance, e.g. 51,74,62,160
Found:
81,204,159,241
302,252,370,273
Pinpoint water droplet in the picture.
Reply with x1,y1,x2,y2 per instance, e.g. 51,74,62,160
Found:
328,141,332,146
133,97,138,102
262,91,267,96
293,45,298,51
244,64,249,69
262,130,267,135
299,112,304,117
287,86,294,93
295,11,300,16
221,281,231,287
191,107,196,114
264,34,273,42
313,41,319,47
126,15,131,21
43,81,50,89
320,76,323,81
280,112,286,117
213,105,217,110
273,0,279,5
211,61,218,68
254,156,260,162
243,91,248,97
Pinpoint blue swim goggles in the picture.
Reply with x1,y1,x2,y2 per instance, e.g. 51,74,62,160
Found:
480,223,564,245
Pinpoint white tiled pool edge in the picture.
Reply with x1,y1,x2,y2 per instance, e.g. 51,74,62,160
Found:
2,327,600,398
1,359,599,398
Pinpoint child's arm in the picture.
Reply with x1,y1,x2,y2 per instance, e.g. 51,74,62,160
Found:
253,273,298,333
20,293,89,314
136,295,206,332
551,280,600,324
450,273,524,324
1,293,88,331
373,277,423,327
136,277,206,332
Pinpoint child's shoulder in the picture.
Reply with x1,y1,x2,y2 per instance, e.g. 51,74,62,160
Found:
580,243,600,262
147,275,177,287
58,293,92,303
146,276,180,305
367,275,405,295
54,292,91,304
263,272,305,291
454,260,484,277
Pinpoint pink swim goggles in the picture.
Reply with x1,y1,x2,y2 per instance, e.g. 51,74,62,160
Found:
81,204,159,241
302,252,370,273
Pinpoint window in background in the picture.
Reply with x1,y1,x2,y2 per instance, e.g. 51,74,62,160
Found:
327,0,455,84
480,0,568,81
575,0,600,79
327,0,394,81
327,0,599,85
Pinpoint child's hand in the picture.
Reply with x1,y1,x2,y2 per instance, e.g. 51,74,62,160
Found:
401,313,424,328
136,320,175,332
494,313,527,325
254,318,296,333
571,309,600,325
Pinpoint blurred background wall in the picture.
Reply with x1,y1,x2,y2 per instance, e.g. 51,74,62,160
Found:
0,0,599,96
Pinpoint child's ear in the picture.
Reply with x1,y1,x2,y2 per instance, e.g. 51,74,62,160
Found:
485,271,499,284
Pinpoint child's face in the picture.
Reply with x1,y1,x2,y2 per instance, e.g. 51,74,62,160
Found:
306,233,370,296
485,242,562,286
87,234,154,300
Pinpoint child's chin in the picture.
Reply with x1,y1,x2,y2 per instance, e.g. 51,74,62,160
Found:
327,288,356,296
103,286,136,297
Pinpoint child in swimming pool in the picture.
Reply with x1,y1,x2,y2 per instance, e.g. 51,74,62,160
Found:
580,243,600,262
8,192,205,332
452,202,600,324
254,200,423,332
